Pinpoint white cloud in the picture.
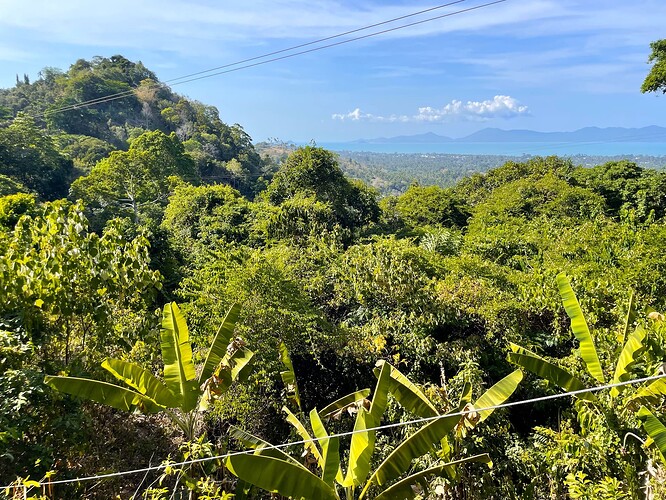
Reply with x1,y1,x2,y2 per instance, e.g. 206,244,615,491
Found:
416,95,530,122
333,95,529,123
332,108,409,123
332,108,366,121
2,1,662,60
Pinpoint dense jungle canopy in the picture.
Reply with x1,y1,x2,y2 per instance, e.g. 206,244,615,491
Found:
0,54,665,499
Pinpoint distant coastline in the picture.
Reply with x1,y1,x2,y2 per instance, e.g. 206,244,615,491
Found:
317,141,666,157
313,125,666,156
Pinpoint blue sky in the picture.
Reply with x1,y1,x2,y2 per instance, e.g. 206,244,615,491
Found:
0,0,664,142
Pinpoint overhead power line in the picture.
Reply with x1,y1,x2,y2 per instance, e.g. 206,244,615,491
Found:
164,0,468,85
5,372,664,492
38,0,506,118
33,0,453,116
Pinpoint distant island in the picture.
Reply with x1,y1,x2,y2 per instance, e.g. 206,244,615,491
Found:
352,125,666,144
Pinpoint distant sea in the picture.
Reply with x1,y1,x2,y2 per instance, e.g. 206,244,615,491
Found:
318,142,666,157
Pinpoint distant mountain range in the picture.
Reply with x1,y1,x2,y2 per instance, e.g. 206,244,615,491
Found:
352,126,666,144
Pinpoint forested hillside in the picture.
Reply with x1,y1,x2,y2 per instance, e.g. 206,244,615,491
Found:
1,56,666,499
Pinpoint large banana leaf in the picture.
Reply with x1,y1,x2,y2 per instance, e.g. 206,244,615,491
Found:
618,291,637,345
101,358,178,408
229,347,255,382
279,342,301,411
225,454,338,500
343,362,391,488
556,273,605,383
473,369,523,422
373,454,492,500
375,360,438,418
610,325,647,398
319,389,371,420
44,376,163,413
310,409,341,486
369,361,391,422
637,407,666,464
360,412,462,497
161,302,199,412
284,406,323,464
508,343,596,402
628,378,666,406
459,381,473,406
199,303,241,383
341,408,373,488
213,347,256,395
228,426,303,466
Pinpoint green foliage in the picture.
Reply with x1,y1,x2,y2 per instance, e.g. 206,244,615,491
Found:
227,357,518,499
641,39,666,94
42,56,152,140
565,472,630,500
393,184,469,228
54,134,116,173
638,407,666,464
0,174,29,197
0,200,160,361
0,115,74,199
45,302,253,441
0,193,37,229
162,182,250,249
508,274,666,498
279,341,302,412
454,155,575,205
473,173,606,222
263,146,380,234
253,193,339,244
3,52,666,497
556,272,605,383
0,201,163,486
571,160,666,220
0,55,268,199
70,130,197,227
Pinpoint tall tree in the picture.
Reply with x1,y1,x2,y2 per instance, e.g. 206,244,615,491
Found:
263,146,379,233
70,130,198,226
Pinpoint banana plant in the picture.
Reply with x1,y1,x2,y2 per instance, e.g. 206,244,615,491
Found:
279,341,302,413
225,357,522,499
44,302,254,440
508,273,652,398
507,272,666,462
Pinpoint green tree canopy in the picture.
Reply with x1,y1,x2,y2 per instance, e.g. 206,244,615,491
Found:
393,184,469,228
641,39,666,94
0,174,29,197
162,182,251,248
0,115,73,199
263,146,379,232
70,130,198,226
571,160,666,220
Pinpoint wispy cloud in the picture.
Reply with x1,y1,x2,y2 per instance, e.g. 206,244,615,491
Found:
0,0,649,59
332,95,529,123
416,95,529,121
331,108,408,122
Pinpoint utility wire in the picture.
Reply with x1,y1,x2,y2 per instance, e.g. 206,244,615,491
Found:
37,0,505,118
5,372,664,491
35,0,467,117
164,0,469,85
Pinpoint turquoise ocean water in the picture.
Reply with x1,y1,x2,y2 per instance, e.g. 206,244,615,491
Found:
317,142,666,157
